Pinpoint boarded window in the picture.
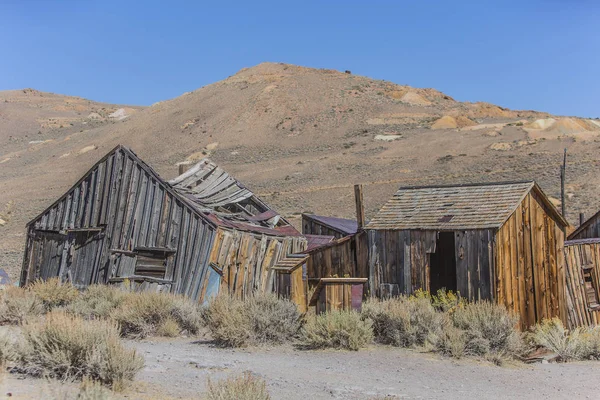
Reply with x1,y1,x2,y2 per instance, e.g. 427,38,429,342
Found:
134,249,170,279
582,266,600,310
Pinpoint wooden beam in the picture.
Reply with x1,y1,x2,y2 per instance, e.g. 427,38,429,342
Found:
354,184,365,230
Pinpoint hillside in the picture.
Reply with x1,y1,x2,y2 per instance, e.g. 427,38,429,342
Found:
2,62,600,278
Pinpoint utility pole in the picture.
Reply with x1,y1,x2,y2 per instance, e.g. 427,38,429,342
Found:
560,148,567,218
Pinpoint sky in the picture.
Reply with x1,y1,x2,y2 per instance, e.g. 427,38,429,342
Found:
0,1,598,117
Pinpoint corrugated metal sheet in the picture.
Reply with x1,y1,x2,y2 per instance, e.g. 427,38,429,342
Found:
303,214,358,235
170,159,299,236
367,181,535,230
304,234,336,251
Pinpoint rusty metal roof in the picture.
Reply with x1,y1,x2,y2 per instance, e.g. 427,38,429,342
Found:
304,234,336,251
169,159,299,236
303,214,358,235
367,181,565,230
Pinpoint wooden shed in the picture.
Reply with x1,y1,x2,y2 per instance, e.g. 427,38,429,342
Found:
569,211,600,240
366,181,569,328
309,277,368,314
20,145,306,303
302,214,358,238
272,254,309,313
564,239,600,328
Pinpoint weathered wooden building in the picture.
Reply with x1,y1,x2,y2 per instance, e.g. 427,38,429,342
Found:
564,238,600,328
20,145,306,303
568,211,600,240
302,214,358,238
366,181,568,327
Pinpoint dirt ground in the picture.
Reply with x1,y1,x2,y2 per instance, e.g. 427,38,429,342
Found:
2,336,600,399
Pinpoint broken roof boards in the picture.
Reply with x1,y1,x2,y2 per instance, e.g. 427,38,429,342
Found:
20,145,306,303
366,181,568,328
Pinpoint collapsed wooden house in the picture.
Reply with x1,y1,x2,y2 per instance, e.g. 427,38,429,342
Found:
365,181,569,327
20,145,306,303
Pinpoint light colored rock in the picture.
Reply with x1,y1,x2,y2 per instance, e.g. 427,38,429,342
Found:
78,145,98,155
0,218,6,226
400,91,432,106
489,142,512,151
205,142,219,151
431,116,458,130
108,108,129,120
375,134,402,141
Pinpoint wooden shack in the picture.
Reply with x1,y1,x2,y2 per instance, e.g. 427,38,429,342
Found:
20,145,306,303
302,214,358,238
366,181,568,328
564,239,600,328
272,254,309,312
309,277,368,314
569,211,600,240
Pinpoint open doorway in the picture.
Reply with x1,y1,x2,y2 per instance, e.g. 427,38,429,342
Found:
429,232,457,293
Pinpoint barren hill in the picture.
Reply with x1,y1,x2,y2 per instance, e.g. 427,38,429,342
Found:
2,62,600,278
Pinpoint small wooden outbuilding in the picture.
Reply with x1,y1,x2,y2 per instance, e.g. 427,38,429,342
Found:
366,181,568,328
20,145,306,303
569,211,600,240
302,214,358,238
564,238,600,328
309,277,368,314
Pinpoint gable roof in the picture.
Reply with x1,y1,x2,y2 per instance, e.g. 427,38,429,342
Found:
366,181,567,230
27,145,299,237
304,234,336,251
568,209,600,240
302,214,358,235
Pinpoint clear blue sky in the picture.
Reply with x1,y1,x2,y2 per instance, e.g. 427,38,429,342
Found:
1,1,598,117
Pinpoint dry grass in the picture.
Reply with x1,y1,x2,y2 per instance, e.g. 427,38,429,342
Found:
65,285,127,319
30,278,79,310
14,311,144,388
529,318,600,362
205,371,270,400
0,286,44,325
362,296,443,348
450,301,523,359
203,293,301,347
110,291,203,338
300,310,373,351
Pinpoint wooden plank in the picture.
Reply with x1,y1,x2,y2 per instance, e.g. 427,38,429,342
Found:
521,196,536,326
514,204,526,324
455,231,468,298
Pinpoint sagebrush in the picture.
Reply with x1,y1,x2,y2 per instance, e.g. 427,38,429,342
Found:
0,286,44,325
205,372,271,400
301,310,373,351
203,293,301,347
14,311,144,388
529,318,600,361
30,278,79,310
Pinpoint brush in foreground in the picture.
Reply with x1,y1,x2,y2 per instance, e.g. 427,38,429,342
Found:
529,318,600,362
15,311,144,389
203,293,301,347
301,310,373,351
205,371,270,400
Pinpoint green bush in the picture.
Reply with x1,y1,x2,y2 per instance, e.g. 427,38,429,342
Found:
205,371,270,400
203,293,301,347
15,311,144,389
300,310,373,351
362,296,443,348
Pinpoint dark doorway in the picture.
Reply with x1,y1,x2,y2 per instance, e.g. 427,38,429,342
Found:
429,232,457,293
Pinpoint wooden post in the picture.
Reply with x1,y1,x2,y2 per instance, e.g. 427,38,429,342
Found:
580,212,585,227
561,148,567,219
354,184,365,230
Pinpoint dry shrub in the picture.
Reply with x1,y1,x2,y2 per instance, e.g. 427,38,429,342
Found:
111,291,203,338
0,286,44,325
15,311,144,388
435,323,468,359
203,293,301,347
205,371,270,400
528,318,600,361
77,377,114,400
157,317,180,337
30,278,79,310
362,296,443,348
451,301,523,358
66,285,127,319
0,331,16,370
300,310,373,351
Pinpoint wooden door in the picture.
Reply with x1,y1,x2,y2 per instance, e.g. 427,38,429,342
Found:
65,231,105,287
27,231,68,282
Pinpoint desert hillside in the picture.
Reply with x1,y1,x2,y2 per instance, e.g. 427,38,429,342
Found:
2,62,599,278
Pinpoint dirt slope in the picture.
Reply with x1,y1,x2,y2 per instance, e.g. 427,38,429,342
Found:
2,63,600,278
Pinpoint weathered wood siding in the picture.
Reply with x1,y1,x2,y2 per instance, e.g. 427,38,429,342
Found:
368,229,494,300
564,241,600,328
495,192,566,328
208,227,306,299
570,213,600,240
21,146,306,302
302,215,347,238
306,232,368,287
314,281,366,314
